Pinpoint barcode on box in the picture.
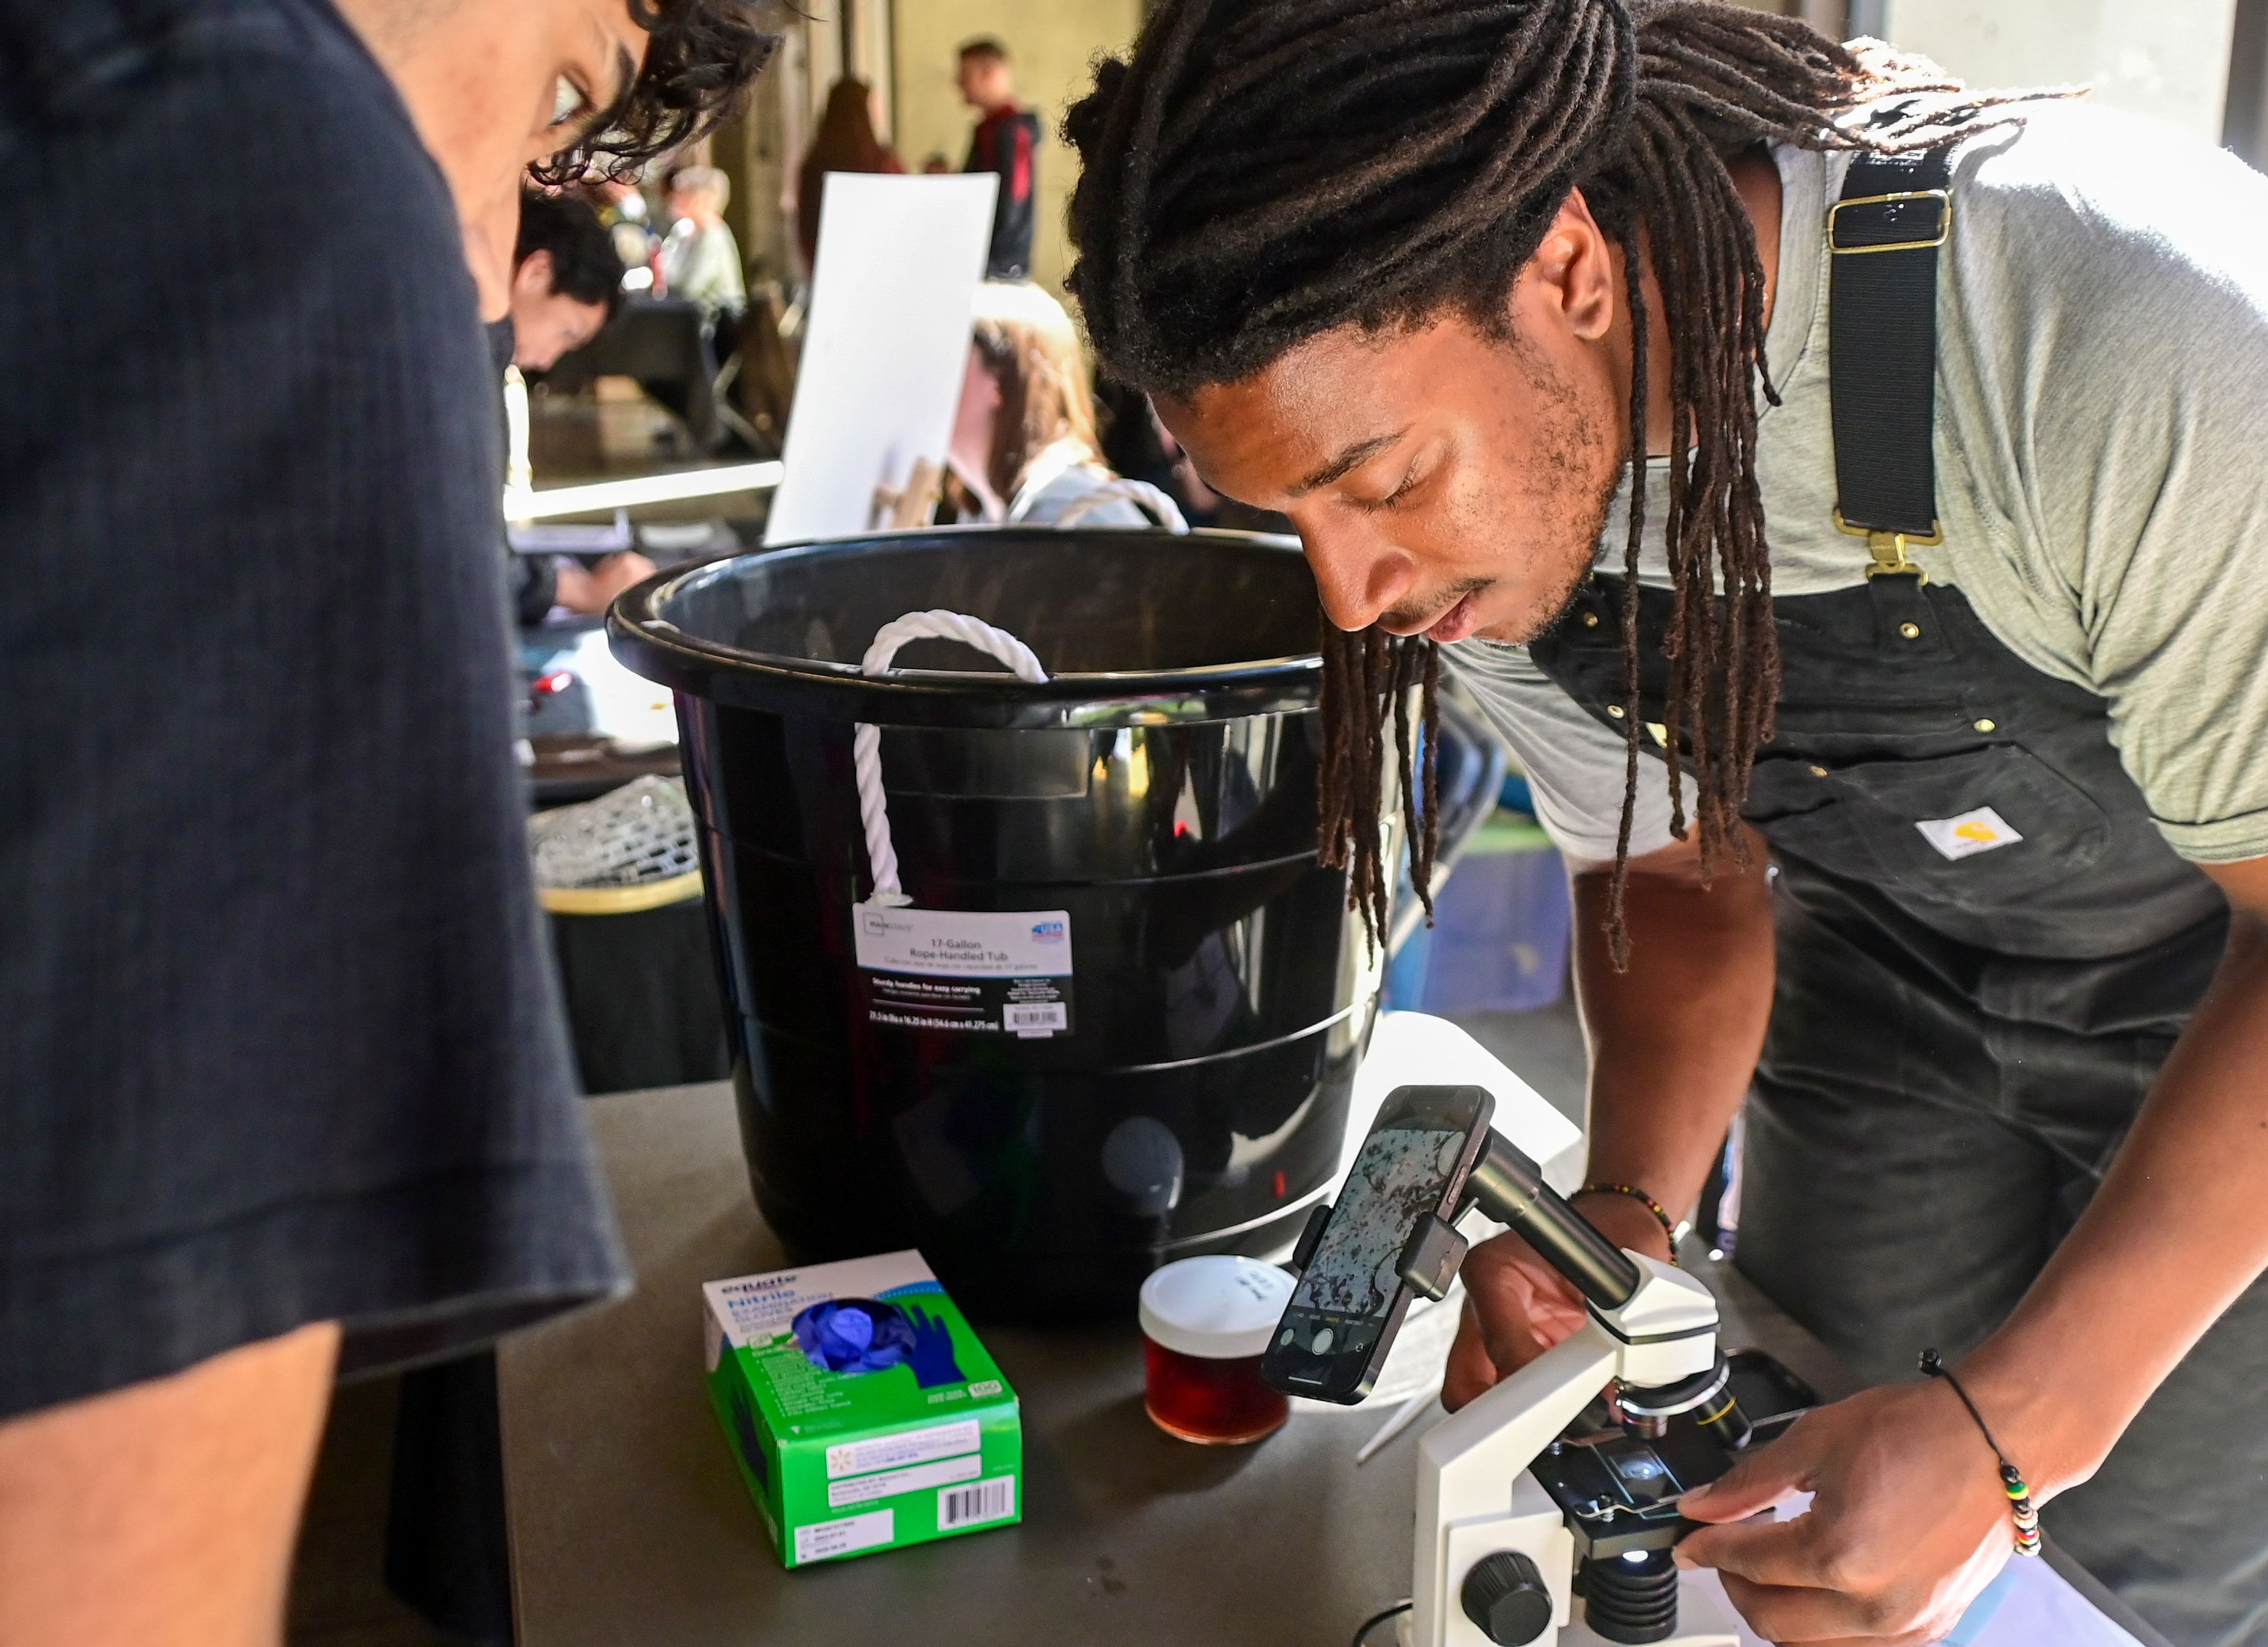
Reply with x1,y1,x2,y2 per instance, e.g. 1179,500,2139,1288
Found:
1004,1003,1066,1032
937,1475,1016,1529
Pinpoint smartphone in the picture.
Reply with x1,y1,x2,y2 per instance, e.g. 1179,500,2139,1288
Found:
1262,1085,1495,1403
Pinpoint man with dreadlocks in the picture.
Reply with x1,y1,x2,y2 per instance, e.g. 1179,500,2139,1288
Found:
1066,3,2268,1643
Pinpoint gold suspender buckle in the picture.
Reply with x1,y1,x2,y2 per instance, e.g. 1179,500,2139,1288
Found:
1834,508,1941,583
1827,189,1953,255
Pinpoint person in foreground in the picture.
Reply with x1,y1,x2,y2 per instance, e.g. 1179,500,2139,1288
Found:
1066,3,2268,1643
0,1,772,1643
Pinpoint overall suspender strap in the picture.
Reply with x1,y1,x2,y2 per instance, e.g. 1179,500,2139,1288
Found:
1829,146,1956,579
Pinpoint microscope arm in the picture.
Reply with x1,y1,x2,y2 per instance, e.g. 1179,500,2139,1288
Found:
1414,1323,1619,1647
1404,1128,1728,1646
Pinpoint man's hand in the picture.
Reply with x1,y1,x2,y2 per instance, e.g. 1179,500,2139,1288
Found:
552,551,657,616
1443,1192,1674,1410
1674,1379,2017,1645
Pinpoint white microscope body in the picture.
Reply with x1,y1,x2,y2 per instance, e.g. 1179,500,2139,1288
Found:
1409,1255,1747,1647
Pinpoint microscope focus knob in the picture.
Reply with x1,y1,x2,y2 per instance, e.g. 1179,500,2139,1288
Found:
1460,1551,1555,1645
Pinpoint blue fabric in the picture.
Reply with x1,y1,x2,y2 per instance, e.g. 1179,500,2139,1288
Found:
1943,1568,2018,1646
0,0,624,1417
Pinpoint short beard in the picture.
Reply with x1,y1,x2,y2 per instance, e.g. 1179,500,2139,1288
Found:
1487,338,1624,644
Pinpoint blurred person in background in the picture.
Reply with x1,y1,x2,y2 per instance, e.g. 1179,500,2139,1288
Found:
0,1,773,1643
509,188,625,372
943,281,1146,527
957,37,1038,281
500,190,653,622
590,173,660,284
1097,378,1221,529
796,77,903,275
659,164,745,316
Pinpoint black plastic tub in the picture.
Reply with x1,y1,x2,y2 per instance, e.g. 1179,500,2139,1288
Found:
611,528,1479,1319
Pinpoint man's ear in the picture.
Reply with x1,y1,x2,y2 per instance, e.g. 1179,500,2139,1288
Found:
1516,186,1617,344
512,248,556,301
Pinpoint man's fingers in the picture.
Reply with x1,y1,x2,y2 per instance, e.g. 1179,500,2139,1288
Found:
1461,1238,1585,1348
1442,1232,1598,1410
1676,1513,1834,1589
1716,1574,1939,1647
1678,1426,1814,1524
1441,1300,1503,1411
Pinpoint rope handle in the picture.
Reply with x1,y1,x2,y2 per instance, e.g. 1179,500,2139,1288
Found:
1048,479,1191,533
854,610,1049,907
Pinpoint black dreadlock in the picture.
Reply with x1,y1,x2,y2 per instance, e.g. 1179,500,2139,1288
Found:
1064,1,2025,959
1320,623,1441,944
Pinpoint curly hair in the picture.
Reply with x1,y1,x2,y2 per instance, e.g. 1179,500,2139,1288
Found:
1064,0,2024,958
529,0,783,187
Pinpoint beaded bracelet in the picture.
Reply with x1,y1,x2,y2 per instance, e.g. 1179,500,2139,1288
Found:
1576,1182,1680,1265
1920,1349,2042,1557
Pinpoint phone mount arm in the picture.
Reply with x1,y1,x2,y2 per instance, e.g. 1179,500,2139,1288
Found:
1465,1133,1641,1309
1393,1131,1641,1313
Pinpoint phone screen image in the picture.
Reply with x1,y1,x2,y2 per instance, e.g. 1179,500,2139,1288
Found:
1265,1090,1485,1401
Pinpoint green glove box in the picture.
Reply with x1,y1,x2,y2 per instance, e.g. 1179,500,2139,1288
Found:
703,1250,1023,1567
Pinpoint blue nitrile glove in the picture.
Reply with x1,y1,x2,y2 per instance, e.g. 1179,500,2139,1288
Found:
905,1306,966,1388
794,1299,913,1374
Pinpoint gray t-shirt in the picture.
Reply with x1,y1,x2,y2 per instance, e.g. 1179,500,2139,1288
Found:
1446,102,2268,868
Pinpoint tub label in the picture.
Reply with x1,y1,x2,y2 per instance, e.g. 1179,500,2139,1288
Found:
853,906,1074,1038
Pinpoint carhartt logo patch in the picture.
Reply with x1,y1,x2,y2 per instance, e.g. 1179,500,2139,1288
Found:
1915,807,2023,861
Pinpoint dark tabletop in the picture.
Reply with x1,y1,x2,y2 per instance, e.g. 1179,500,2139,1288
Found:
497,1081,2166,1647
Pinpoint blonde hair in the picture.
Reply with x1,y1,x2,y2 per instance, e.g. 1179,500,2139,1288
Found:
668,164,731,209
969,282,1103,503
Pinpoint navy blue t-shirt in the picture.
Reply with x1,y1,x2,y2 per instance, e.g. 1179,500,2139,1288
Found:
0,0,625,1416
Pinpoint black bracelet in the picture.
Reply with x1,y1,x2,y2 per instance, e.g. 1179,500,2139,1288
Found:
1920,1349,2041,1557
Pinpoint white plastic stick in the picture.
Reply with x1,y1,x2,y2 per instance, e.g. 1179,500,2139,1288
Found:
503,459,784,523
1357,1383,1442,1465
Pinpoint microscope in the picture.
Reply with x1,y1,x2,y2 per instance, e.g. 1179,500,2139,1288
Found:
1267,1086,1811,1646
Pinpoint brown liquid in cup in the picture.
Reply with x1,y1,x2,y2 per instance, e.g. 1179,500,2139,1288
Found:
1142,1337,1290,1444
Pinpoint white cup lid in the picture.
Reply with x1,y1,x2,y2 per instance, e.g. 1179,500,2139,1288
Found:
1138,1255,1296,1360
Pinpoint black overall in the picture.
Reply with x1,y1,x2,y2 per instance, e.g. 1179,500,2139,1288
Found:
1529,153,2268,1646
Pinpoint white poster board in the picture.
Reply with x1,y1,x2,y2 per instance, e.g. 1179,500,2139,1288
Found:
762,172,998,544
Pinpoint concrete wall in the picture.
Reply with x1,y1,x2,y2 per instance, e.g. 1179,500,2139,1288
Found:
891,0,1145,296
1878,0,2240,143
